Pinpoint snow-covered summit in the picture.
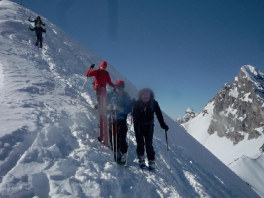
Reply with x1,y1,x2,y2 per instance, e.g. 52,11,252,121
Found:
0,1,260,197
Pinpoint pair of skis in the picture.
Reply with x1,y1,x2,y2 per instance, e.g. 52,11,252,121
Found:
110,111,130,167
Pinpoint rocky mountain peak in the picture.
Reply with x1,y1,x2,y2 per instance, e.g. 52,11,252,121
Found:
208,65,264,144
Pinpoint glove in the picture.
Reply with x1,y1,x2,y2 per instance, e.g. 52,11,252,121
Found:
113,104,124,112
90,64,95,69
107,104,113,111
161,124,169,132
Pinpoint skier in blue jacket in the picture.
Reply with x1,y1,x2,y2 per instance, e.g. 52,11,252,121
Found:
107,80,131,164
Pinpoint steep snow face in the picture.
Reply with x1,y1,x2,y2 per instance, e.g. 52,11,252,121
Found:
208,65,264,144
0,1,260,198
183,102,214,145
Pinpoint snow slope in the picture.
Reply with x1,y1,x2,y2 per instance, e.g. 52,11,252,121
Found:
0,1,260,197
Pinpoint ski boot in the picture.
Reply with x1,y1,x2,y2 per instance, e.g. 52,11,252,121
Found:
148,160,155,171
117,152,127,165
138,155,147,169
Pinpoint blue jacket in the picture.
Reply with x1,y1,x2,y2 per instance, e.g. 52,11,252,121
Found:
107,91,131,120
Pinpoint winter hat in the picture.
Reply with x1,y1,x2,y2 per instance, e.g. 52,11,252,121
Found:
115,80,125,85
115,80,125,89
100,61,107,68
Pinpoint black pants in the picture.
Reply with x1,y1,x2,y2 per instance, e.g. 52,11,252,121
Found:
35,34,43,48
109,119,128,154
134,123,155,161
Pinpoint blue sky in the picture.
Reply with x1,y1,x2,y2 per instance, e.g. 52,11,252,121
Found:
15,0,264,119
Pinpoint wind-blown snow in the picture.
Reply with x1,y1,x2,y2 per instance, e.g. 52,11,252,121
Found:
0,1,260,197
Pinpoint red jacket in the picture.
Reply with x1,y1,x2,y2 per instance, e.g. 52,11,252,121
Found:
86,68,115,90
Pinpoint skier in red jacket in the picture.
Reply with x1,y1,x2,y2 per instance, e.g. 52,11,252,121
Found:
86,61,115,108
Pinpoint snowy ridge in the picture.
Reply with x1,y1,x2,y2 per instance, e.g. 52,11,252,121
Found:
0,1,260,197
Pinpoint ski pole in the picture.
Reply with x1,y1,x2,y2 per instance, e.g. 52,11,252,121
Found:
115,110,118,162
111,111,115,160
76,78,88,101
76,67,93,101
165,129,172,172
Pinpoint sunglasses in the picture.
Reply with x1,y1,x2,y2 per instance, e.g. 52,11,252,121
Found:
115,84,124,89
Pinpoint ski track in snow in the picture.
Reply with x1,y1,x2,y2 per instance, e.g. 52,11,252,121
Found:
0,1,260,198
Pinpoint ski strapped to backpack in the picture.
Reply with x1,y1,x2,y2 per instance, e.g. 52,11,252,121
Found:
111,111,115,161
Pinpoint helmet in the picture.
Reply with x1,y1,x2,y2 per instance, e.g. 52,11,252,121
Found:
100,61,107,68
115,80,125,85
115,80,125,89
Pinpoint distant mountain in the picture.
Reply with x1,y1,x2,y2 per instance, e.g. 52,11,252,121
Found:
183,65,264,197
176,108,197,124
